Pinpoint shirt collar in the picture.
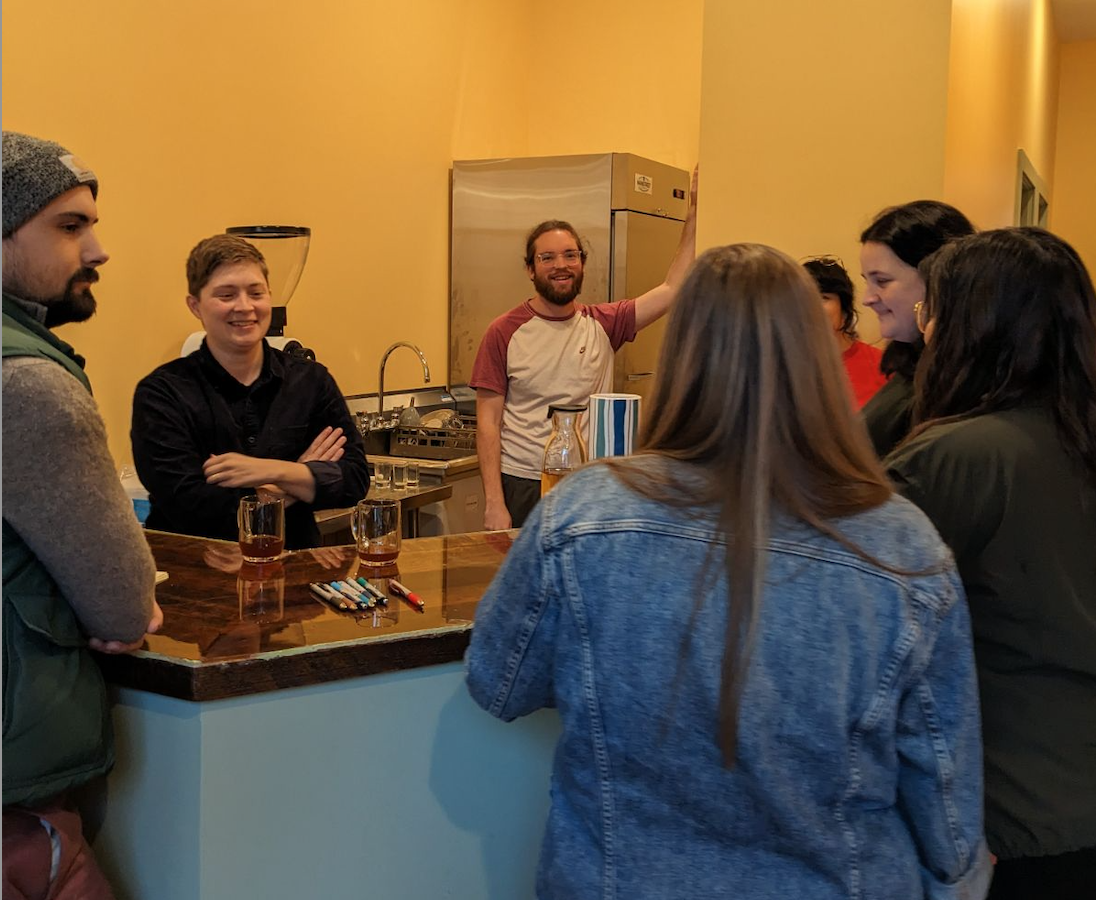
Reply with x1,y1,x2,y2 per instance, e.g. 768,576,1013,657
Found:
196,338,282,393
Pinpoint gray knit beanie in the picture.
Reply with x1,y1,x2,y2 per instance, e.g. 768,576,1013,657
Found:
2,131,99,238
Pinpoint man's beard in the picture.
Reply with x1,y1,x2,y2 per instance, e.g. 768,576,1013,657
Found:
533,268,584,306
41,269,99,327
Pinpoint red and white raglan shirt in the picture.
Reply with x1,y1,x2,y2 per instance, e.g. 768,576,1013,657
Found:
470,298,637,480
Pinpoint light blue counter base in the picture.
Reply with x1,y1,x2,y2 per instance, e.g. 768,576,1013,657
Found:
93,663,561,899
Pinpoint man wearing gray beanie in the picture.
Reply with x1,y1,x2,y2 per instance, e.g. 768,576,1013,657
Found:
2,131,161,899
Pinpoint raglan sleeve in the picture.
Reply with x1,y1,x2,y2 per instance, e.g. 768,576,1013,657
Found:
469,317,510,395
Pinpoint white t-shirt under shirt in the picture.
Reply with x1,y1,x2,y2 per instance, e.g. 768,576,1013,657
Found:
470,298,638,480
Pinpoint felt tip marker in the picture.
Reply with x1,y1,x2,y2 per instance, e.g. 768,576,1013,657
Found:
355,577,387,604
321,583,356,610
330,582,369,609
389,579,425,609
339,579,375,608
310,583,352,611
333,578,364,598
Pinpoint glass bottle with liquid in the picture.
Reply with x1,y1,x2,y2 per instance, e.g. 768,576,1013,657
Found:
541,404,588,496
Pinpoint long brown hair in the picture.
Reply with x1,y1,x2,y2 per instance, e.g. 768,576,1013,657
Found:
912,227,1096,481
608,244,893,766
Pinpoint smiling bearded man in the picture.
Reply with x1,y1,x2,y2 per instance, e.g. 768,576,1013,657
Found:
470,171,699,532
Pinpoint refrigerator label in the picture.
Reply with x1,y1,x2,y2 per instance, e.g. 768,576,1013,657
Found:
634,173,652,194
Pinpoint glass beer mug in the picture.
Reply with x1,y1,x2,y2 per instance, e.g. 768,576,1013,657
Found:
541,404,588,496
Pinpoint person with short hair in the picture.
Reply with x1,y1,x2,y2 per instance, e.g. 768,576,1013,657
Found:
472,171,698,530
131,234,369,549
802,255,886,408
858,200,975,456
3,130,162,900
886,227,1096,898
467,243,991,899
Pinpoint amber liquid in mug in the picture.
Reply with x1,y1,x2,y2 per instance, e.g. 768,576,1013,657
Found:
359,548,399,566
240,535,284,561
540,467,572,496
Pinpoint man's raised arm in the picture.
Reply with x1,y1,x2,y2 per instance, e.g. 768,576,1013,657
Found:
634,165,699,331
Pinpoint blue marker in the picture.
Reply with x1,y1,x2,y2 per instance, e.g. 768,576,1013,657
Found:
339,579,375,608
330,581,368,609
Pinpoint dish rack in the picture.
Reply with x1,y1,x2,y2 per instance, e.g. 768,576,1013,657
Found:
390,416,477,460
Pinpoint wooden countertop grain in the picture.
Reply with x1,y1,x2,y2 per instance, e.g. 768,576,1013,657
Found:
97,528,516,702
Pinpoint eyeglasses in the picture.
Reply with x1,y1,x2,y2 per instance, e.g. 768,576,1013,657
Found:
914,300,931,333
535,250,583,266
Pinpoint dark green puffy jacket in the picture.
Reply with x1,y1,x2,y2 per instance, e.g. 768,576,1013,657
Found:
2,295,114,808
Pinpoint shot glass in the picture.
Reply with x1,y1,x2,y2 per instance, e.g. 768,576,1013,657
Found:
238,495,285,563
350,498,401,568
392,462,407,489
405,463,420,487
373,461,392,489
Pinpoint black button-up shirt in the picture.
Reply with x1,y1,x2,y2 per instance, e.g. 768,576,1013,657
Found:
132,341,369,549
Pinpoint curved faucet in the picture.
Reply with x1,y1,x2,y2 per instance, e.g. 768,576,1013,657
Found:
378,342,431,417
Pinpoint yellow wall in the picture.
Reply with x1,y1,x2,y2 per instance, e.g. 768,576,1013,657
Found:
697,0,953,346
1,0,703,464
1052,39,1096,274
943,0,1060,229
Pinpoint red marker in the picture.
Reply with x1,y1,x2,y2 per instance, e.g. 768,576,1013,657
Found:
389,579,424,610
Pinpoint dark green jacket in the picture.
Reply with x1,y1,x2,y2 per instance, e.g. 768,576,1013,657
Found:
2,294,115,807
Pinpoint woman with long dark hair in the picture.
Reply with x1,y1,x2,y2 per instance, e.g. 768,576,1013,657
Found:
887,227,1096,899
467,244,990,899
858,200,975,456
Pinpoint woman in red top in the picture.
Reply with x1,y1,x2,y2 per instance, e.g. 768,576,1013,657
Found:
802,256,887,409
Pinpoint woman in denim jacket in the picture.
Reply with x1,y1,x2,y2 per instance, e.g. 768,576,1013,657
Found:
466,244,991,899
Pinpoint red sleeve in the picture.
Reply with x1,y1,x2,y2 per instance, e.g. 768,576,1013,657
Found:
587,298,637,351
470,304,532,395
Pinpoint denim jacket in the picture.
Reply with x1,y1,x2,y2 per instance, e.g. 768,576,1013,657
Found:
466,462,991,900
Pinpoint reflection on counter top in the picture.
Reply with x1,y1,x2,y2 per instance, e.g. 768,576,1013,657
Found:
97,528,515,702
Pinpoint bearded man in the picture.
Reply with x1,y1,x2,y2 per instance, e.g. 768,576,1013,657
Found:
471,173,697,530
2,130,161,900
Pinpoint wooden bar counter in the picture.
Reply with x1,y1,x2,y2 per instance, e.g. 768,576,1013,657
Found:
99,528,510,701
92,529,561,900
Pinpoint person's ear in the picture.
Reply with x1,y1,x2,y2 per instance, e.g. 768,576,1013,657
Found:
185,294,203,321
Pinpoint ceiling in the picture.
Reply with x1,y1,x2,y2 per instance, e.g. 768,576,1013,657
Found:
1052,0,1096,41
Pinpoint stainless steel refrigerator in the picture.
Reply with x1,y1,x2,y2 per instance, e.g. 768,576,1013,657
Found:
449,153,690,409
